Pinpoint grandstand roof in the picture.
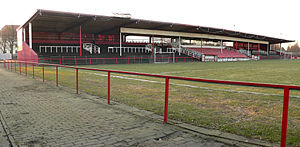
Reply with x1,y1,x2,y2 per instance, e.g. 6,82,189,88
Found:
20,9,293,44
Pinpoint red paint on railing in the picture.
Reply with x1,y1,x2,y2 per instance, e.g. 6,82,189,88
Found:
19,63,21,74
108,71,111,104
164,77,169,123
56,66,58,87
42,64,45,82
280,88,290,147
76,68,79,94
25,63,27,76
32,64,35,79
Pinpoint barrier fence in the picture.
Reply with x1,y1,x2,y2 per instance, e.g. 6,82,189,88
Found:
2,59,300,147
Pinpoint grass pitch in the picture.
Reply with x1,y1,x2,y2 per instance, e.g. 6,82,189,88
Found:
21,60,300,146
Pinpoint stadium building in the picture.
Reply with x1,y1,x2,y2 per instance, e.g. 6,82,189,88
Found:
16,9,294,64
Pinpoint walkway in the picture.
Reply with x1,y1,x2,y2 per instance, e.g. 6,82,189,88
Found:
0,67,226,147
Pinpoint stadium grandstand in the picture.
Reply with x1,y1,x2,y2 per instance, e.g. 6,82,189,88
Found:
16,9,294,64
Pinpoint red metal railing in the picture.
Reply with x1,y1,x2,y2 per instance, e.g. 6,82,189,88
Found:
2,59,300,147
22,56,196,65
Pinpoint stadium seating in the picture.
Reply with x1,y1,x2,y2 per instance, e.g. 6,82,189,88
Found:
187,48,248,58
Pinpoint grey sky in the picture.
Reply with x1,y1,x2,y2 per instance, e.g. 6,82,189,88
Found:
1,0,299,47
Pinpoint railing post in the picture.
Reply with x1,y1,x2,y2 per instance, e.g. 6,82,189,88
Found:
19,62,21,74
11,61,12,71
42,64,44,82
164,77,169,123
108,71,111,104
116,58,118,64
76,68,78,94
15,61,16,72
128,57,129,64
25,63,27,76
32,64,34,79
280,88,290,147
3,60,5,68
90,58,91,65
56,66,58,87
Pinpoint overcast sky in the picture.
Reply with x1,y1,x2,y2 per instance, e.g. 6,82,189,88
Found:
0,0,299,47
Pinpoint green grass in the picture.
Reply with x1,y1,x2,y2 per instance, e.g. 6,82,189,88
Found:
21,60,300,146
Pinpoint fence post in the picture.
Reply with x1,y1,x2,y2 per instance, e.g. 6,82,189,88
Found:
11,61,12,71
116,58,118,64
32,64,34,79
76,68,78,94
90,58,91,65
42,64,44,82
15,61,16,72
139,57,141,64
280,88,290,147
25,63,27,76
164,77,169,123
19,62,21,74
108,72,111,104
56,66,58,87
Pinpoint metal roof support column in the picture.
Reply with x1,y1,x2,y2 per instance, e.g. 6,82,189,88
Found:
23,28,26,42
120,32,122,56
248,42,250,56
280,43,282,55
267,44,269,55
152,35,154,57
201,39,203,53
29,23,32,48
221,40,223,54
80,26,82,56
178,36,181,55
258,43,260,60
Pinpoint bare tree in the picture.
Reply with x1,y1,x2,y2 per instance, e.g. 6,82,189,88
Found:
287,41,300,52
0,25,19,56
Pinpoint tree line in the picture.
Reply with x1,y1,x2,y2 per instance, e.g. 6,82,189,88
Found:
287,41,300,52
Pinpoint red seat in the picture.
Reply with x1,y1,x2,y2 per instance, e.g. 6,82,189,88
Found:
188,48,247,58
